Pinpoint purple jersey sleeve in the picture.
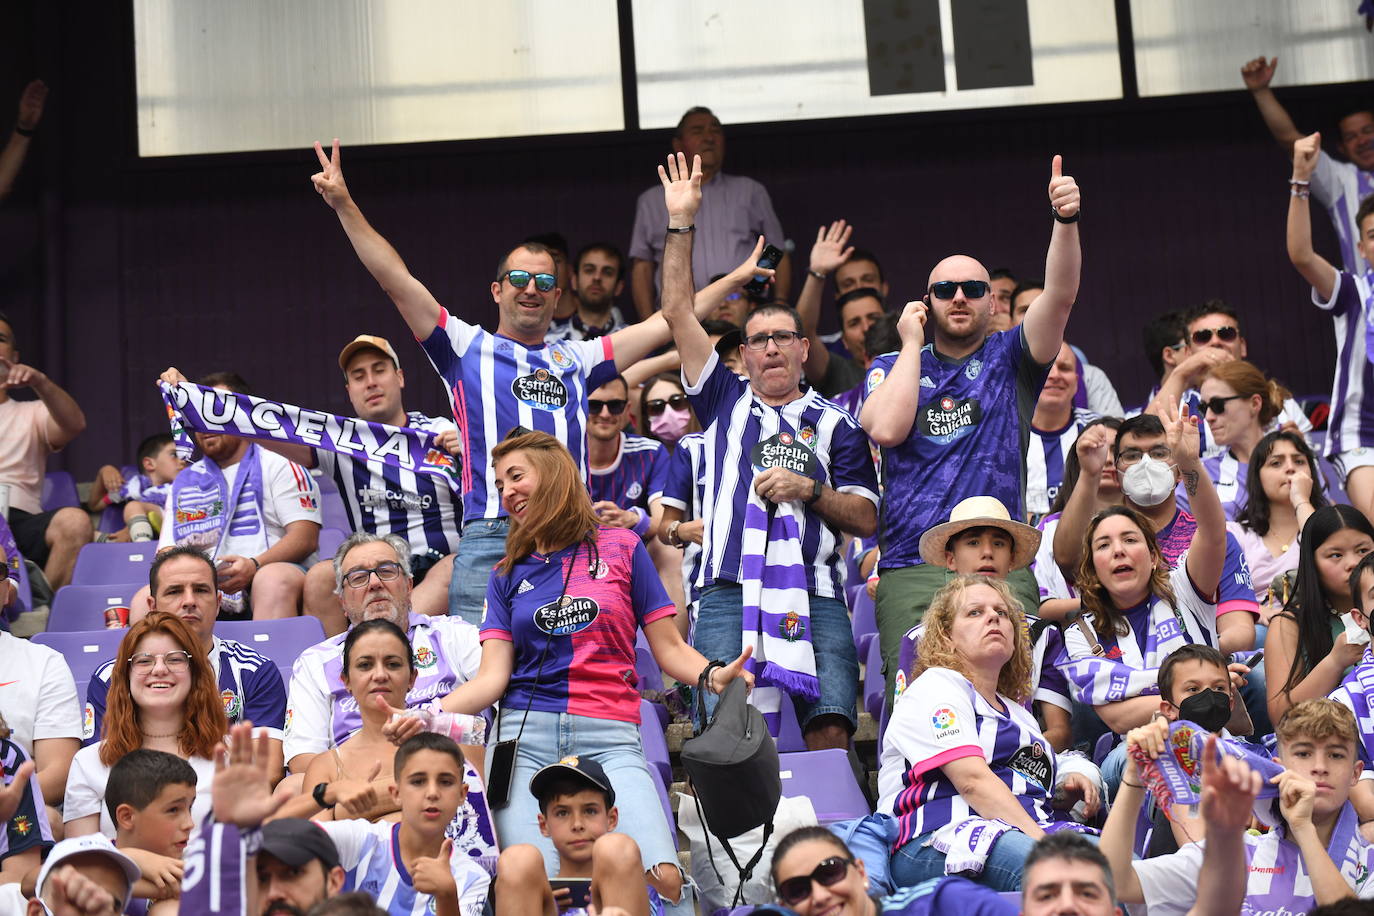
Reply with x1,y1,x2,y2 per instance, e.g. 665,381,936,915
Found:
629,538,674,627
84,665,113,747
242,663,287,732
660,443,695,510
1217,532,1259,618
685,352,750,430
1,738,53,863
646,444,670,504
480,571,515,641
826,415,880,498
1,514,20,619
179,818,248,915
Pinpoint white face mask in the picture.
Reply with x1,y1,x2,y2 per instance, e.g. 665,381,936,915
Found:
1120,455,1176,507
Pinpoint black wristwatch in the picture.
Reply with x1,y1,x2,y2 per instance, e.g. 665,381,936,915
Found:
312,781,333,809
805,478,823,505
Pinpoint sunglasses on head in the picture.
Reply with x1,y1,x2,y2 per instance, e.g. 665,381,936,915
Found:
928,280,990,300
588,398,628,416
1190,325,1239,345
501,269,557,292
646,393,689,417
776,856,854,905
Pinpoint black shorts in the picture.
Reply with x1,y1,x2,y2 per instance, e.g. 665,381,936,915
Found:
7,507,58,567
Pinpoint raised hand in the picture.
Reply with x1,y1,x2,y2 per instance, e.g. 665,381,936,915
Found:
658,152,702,228
1162,404,1200,468
17,79,47,131
1198,733,1263,830
212,721,289,828
1074,423,1112,478
0,356,43,391
1125,716,1170,761
809,220,854,276
311,139,351,211
1240,56,1277,91
379,694,426,746
896,300,928,350
725,236,774,290
0,759,34,823
411,838,458,897
709,644,755,693
1292,131,1321,181
1048,155,1080,220
158,366,189,387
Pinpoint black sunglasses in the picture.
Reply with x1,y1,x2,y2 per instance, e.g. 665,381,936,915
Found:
776,856,854,905
646,393,689,417
588,398,628,416
929,280,990,300
501,269,557,292
1191,325,1239,345
1200,394,1244,416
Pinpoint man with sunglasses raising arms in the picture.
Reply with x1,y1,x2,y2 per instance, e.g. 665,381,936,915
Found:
860,156,1081,703
310,139,758,624
659,152,879,754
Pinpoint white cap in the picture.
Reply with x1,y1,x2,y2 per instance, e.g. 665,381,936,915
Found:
36,834,141,909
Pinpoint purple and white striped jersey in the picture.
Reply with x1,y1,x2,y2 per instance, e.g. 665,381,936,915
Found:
878,667,1056,847
589,433,667,512
1315,270,1374,457
178,818,250,915
1311,151,1374,273
660,434,706,605
418,308,618,524
1053,566,1216,707
322,819,490,916
1033,625,1072,715
85,636,286,745
283,613,481,764
316,411,462,557
1175,450,1247,521
685,352,879,599
1031,513,1075,602
1,738,52,865
1025,408,1098,521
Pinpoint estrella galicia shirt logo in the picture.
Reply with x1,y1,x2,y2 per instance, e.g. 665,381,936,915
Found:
1007,743,1051,789
511,368,568,412
533,595,601,636
918,396,983,444
751,432,817,476
414,646,438,669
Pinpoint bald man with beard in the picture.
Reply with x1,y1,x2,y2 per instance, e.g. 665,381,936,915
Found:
860,157,1083,702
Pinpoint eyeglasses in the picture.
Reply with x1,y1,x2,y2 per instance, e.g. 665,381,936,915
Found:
588,398,628,416
1200,394,1244,415
1116,445,1173,468
1190,326,1239,346
343,561,406,589
500,270,557,292
744,330,800,350
129,651,192,672
928,280,990,300
646,393,689,417
776,856,855,905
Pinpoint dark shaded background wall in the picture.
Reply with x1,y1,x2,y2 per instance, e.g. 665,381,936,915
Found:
1,3,1368,477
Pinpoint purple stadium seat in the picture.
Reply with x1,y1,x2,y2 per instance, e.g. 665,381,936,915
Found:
215,616,326,678
654,766,677,850
49,584,142,632
315,473,339,495
1093,732,1116,766
71,543,155,586
776,696,807,753
864,637,885,722
635,646,663,691
640,699,672,789
779,749,871,823
42,471,80,511
319,527,348,562
32,629,125,696
851,587,877,656
320,488,350,531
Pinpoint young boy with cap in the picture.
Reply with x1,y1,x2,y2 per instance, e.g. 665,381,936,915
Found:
23,834,141,916
493,755,662,916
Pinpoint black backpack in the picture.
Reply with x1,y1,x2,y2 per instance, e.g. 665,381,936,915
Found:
681,664,782,906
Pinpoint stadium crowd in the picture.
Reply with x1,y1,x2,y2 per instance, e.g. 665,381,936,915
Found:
5,56,1374,916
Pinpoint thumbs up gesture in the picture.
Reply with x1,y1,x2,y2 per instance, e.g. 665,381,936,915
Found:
412,838,459,897
1048,155,1080,220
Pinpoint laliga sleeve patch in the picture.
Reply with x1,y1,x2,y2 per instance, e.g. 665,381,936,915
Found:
865,367,886,393
930,705,962,739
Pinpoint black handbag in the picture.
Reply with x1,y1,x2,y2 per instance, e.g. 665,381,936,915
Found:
681,662,781,906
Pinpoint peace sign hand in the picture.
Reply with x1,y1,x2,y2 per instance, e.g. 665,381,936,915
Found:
311,138,351,211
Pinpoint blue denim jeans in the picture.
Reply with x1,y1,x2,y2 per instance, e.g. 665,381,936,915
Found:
891,830,1099,891
449,518,508,624
487,709,683,906
692,582,858,730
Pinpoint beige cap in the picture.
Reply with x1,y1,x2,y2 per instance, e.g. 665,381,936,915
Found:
917,495,1042,570
338,335,400,373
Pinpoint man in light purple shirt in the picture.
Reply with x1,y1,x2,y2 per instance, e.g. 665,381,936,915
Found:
628,107,790,319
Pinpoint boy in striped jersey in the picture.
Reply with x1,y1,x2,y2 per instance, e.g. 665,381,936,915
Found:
310,139,764,624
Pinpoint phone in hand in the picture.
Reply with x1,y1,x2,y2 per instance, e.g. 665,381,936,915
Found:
743,244,785,297
550,877,592,910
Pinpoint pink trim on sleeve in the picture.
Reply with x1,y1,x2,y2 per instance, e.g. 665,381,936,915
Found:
1218,599,1259,618
642,604,676,626
908,745,984,780
477,629,513,643
601,336,614,363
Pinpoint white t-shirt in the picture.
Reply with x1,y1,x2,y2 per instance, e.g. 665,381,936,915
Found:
158,448,320,560
63,742,217,838
321,818,490,916
0,630,83,754
0,398,53,515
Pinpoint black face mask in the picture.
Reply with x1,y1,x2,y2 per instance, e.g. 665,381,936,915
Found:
1177,688,1231,733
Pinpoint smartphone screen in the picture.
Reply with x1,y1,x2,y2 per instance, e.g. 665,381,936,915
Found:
550,878,592,909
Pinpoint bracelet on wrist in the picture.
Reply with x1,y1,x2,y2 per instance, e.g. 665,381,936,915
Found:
1121,781,1146,790
1289,178,1311,186
808,269,827,280
665,224,695,234
13,124,34,137
1052,207,1080,224
248,556,261,572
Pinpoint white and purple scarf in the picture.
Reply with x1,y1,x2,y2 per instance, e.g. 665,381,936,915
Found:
738,393,822,733
159,381,460,487
169,445,265,555
1337,647,1374,768
1129,719,1284,822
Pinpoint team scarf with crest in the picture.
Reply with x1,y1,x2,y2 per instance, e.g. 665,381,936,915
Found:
159,381,461,488
738,391,822,733
1129,719,1284,823
1338,646,1374,768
